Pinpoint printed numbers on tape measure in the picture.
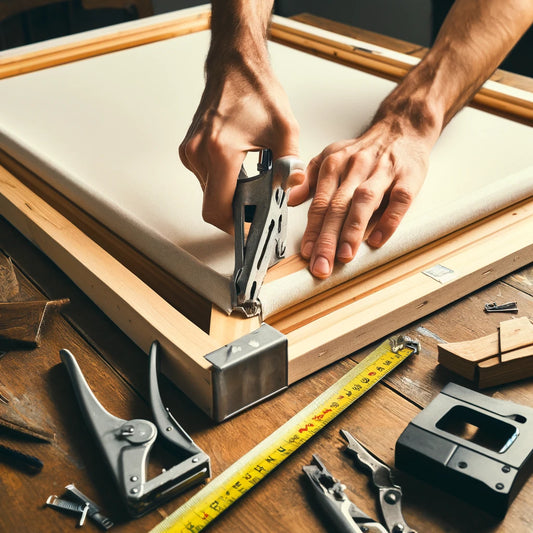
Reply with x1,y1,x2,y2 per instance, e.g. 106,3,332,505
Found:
152,342,414,533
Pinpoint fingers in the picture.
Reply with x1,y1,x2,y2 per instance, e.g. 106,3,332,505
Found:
180,69,304,234
301,150,376,278
269,114,305,190
367,179,418,248
301,140,426,279
336,160,392,262
179,132,207,189
284,164,306,190
203,148,245,234
180,117,244,232
288,154,319,206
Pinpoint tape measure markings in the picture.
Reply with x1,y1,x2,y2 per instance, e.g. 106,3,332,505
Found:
151,339,413,533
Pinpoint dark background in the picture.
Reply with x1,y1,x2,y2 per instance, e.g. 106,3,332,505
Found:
0,1,531,77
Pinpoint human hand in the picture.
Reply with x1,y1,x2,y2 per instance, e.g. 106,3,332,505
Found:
289,117,438,279
179,55,304,233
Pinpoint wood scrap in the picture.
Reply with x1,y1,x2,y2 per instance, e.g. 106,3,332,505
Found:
477,351,533,389
0,298,69,350
0,406,55,442
499,316,533,360
0,253,19,301
437,332,499,380
438,316,533,388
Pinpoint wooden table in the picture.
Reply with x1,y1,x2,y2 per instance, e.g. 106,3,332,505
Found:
1,14,532,533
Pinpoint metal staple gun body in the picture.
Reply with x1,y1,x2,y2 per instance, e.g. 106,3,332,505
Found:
303,430,416,533
232,149,305,317
60,342,210,518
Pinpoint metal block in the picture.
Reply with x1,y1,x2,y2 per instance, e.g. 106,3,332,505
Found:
205,323,288,422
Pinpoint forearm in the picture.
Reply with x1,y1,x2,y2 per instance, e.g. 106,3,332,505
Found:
180,1,302,232
374,0,533,137
207,1,274,73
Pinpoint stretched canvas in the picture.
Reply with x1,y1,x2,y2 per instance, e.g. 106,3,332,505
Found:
0,23,531,318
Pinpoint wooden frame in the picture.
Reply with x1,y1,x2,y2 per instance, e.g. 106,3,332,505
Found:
0,7,532,419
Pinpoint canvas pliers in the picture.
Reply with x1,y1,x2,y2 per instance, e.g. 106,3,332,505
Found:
303,430,416,533
60,342,210,518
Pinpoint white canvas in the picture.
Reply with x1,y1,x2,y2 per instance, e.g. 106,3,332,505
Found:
0,29,531,317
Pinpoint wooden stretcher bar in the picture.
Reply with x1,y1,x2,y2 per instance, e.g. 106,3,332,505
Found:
0,7,532,419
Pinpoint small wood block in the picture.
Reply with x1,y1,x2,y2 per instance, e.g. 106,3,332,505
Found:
0,403,55,442
0,254,19,302
477,352,533,389
437,332,499,380
500,343,533,362
0,298,69,350
499,316,533,360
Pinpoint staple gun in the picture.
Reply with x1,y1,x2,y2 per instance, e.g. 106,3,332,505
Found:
232,149,305,317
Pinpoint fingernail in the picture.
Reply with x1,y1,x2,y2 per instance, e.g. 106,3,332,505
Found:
312,256,330,278
337,242,353,261
368,230,382,247
301,241,314,258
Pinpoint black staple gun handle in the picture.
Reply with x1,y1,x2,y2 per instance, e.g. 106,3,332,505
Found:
60,342,210,518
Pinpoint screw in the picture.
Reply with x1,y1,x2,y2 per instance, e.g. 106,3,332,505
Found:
502,465,511,473
130,487,139,494
192,457,199,463
392,524,405,533
384,490,399,504
166,426,173,432
120,424,135,437
78,503,89,527
458,461,468,469
130,475,138,482
496,483,504,490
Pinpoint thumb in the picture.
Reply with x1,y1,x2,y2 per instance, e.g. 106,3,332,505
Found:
272,154,306,191
271,121,304,189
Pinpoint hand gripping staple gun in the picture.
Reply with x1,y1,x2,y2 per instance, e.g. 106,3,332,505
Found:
232,149,305,317
60,342,210,518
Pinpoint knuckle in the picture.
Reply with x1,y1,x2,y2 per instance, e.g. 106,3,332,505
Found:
201,204,216,225
303,228,320,242
184,134,202,159
321,153,343,175
202,206,228,231
346,150,370,170
314,234,338,256
273,114,300,141
205,131,225,156
308,194,331,218
384,212,403,230
329,195,351,217
344,216,366,234
354,185,378,205
391,185,414,206
202,196,225,226
178,141,187,162
308,154,321,170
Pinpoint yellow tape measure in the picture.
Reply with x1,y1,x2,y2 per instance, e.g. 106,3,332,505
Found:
151,336,417,533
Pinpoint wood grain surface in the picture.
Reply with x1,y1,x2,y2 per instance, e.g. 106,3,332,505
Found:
1,213,532,533
0,11,532,533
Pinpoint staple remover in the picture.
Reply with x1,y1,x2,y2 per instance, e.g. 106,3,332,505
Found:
232,148,305,317
341,430,415,533
303,431,416,533
60,342,211,518
303,455,388,533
